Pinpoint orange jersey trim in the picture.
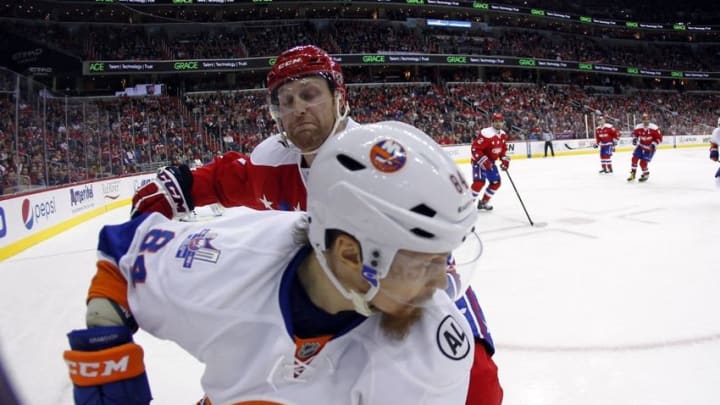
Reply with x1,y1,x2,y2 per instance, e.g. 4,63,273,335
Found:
88,260,129,311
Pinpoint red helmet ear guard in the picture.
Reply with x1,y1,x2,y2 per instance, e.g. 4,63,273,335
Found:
266,45,346,105
491,112,504,122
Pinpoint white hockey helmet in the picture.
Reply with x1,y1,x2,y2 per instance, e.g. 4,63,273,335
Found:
306,121,480,310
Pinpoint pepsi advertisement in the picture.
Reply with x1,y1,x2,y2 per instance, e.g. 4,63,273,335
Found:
0,175,153,260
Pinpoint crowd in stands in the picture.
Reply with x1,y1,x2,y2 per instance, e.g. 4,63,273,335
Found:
1,1,719,194
2,76,719,195
2,4,720,73
2,0,719,26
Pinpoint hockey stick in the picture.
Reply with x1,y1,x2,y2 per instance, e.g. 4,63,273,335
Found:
503,169,535,226
564,142,596,150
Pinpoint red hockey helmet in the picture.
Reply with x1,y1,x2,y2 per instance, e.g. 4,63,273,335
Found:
267,45,346,105
491,112,504,122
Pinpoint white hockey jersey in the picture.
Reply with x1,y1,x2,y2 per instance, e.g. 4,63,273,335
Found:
97,209,473,405
711,127,720,146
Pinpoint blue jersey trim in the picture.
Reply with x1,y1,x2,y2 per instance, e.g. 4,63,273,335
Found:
279,246,366,340
279,245,314,338
455,286,495,355
97,213,151,264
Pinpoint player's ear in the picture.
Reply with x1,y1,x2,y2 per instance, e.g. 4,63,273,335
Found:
332,233,362,271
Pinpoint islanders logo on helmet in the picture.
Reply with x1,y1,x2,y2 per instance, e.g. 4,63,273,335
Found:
369,139,407,173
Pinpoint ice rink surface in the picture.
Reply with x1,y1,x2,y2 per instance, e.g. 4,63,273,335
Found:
1,146,718,404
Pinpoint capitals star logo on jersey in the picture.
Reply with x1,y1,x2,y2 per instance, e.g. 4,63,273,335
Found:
176,228,221,268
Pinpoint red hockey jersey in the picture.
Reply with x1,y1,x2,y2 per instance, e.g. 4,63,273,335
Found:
595,124,620,146
632,123,663,147
190,119,360,211
470,127,508,164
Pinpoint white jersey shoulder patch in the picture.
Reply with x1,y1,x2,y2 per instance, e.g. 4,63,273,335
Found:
250,118,361,166
250,135,300,166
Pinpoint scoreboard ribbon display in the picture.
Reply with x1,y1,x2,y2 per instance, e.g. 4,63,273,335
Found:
76,0,716,32
83,54,719,80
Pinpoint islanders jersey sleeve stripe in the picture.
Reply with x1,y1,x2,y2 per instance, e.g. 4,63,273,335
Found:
90,213,151,308
87,260,130,311
455,286,495,355
97,213,151,265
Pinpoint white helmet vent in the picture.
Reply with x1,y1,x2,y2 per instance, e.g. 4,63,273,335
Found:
336,154,366,171
410,227,434,239
410,204,436,218
409,204,437,239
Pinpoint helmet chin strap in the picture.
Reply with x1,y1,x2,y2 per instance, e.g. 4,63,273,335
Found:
311,245,379,317
295,95,349,189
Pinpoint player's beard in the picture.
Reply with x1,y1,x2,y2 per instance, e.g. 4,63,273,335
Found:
289,126,328,153
379,306,424,341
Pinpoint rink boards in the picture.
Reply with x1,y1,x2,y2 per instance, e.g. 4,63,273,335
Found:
0,135,709,261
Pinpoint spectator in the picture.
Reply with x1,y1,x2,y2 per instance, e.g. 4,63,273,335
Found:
0,161,6,195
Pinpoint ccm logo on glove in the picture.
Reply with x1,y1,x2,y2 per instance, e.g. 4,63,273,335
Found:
158,171,189,214
64,343,145,386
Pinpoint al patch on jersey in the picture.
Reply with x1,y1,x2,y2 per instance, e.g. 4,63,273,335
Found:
436,314,471,361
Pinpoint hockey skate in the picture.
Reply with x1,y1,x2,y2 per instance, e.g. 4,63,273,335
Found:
627,172,636,182
598,169,607,174
638,173,649,182
477,200,494,211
